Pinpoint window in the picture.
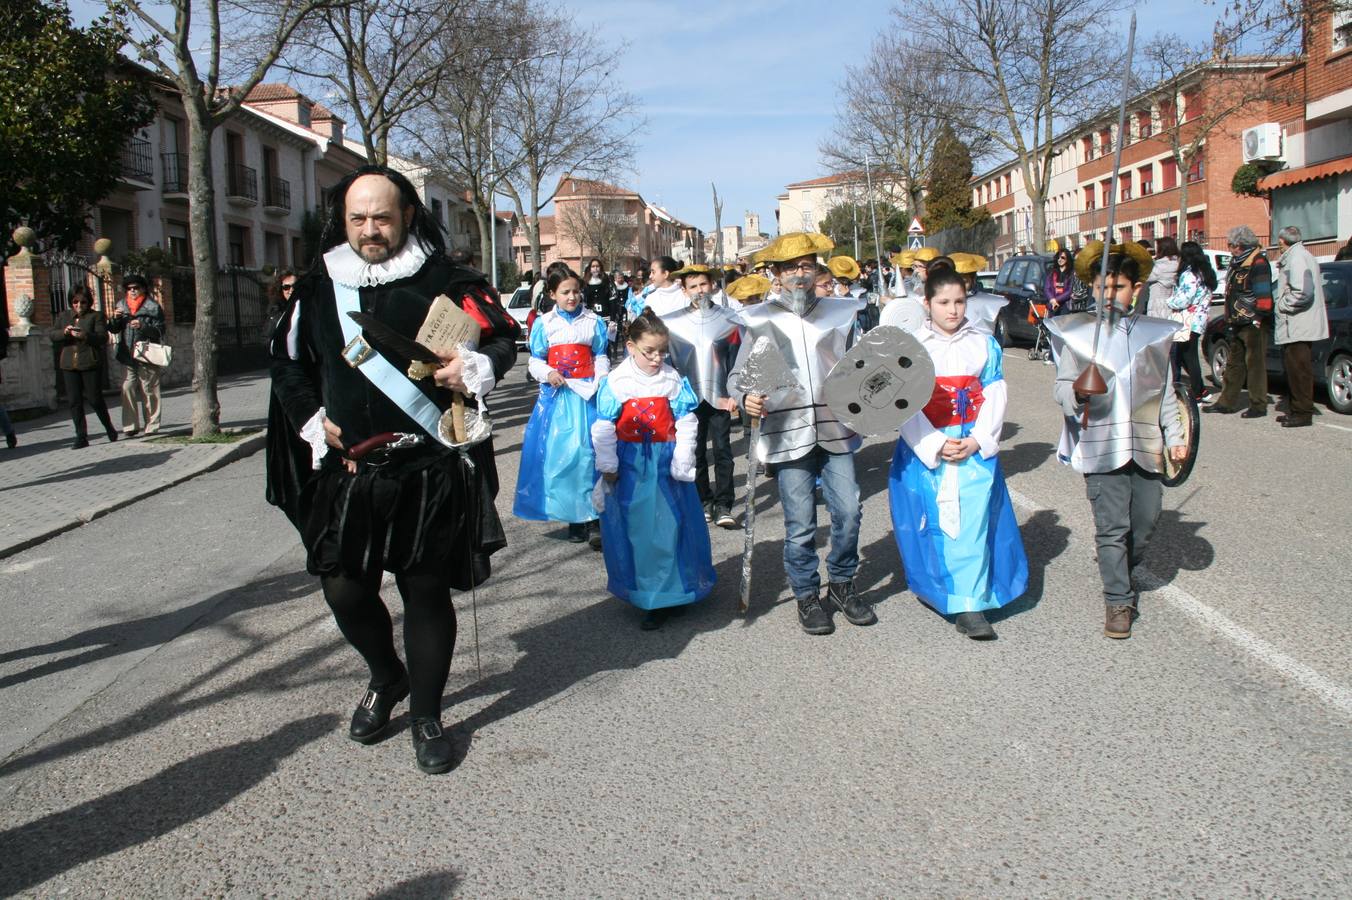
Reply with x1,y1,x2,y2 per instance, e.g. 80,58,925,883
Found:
1082,136,1093,160
1119,173,1132,201
1138,165,1154,195
1335,8,1352,52
1186,211,1206,241
165,221,190,265
1119,225,1133,242
1322,269,1349,310
264,231,284,267
1084,185,1095,210
227,224,249,266
1099,128,1112,155
996,260,1016,287
1187,159,1204,182
1137,111,1152,139
1182,90,1202,122
1161,157,1178,190
1100,178,1112,207
1141,221,1155,241
1003,174,1011,195
1272,178,1338,240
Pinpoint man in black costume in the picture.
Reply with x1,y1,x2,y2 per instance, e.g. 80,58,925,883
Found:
268,165,519,774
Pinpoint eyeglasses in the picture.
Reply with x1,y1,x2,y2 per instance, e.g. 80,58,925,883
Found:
631,344,666,360
777,261,819,274
281,283,296,293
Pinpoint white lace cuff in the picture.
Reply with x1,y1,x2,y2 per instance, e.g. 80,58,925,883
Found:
299,408,330,470
459,348,496,399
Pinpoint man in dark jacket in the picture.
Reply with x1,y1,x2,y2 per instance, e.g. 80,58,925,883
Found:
1206,225,1272,418
269,165,519,775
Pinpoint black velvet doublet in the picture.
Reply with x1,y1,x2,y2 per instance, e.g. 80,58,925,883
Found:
266,254,520,590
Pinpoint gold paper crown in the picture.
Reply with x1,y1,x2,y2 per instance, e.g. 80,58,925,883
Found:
1074,240,1154,283
752,232,835,264
726,274,771,300
949,252,989,275
827,255,860,280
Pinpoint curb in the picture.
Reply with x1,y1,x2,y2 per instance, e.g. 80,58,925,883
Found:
0,431,268,561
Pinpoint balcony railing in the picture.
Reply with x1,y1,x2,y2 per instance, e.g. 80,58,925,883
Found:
227,164,258,203
263,176,292,212
161,152,187,194
121,137,153,182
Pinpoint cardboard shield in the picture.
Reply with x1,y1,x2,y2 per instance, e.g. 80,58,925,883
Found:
822,326,935,436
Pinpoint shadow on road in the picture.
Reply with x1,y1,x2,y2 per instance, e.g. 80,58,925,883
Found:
370,870,464,898
0,713,336,895
0,450,178,493
0,569,315,692
990,508,1071,624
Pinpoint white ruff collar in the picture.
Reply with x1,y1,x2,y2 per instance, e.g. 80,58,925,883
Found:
323,239,430,288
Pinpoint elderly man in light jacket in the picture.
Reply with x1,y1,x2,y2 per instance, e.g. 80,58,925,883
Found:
1273,225,1329,428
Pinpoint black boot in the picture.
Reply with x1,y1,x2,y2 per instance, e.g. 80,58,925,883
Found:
348,672,409,744
827,579,877,626
587,520,602,551
797,592,835,635
954,610,996,640
567,523,587,543
410,717,455,775
71,436,89,450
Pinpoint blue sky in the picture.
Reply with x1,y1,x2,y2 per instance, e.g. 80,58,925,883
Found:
73,0,1216,235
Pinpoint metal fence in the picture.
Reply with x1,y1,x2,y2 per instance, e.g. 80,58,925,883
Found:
44,250,113,316
216,265,272,351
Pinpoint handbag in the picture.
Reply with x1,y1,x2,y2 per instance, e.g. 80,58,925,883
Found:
133,339,173,367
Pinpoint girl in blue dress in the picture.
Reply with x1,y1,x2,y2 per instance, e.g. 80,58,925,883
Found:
889,268,1028,640
591,307,716,629
514,270,609,546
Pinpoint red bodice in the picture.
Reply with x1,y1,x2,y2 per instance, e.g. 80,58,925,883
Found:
922,375,985,429
615,397,677,443
547,342,595,379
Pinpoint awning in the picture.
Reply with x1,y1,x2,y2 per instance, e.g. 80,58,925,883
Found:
1257,155,1352,190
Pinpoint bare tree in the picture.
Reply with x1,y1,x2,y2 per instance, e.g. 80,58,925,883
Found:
108,0,337,436
821,40,977,216
557,202,636,271
900,0,1120,251
495,12,643,277
1135,37,1285,242
278,0,517,165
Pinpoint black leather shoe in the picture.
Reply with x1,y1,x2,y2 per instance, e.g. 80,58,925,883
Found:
1281,416,1313,428
567,523,587,543
71,437,89,450
6,432,17,449
1241,408,1267,418
348,673,409,744
827,580,877,626
106,430,119,443
639,609,665,631
954,611,997,640
410,717,455,774
1203,404,1238,414
587,520,602,551
797,593,835,635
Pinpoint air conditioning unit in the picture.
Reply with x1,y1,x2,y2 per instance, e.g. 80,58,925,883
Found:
1243,124,1283,162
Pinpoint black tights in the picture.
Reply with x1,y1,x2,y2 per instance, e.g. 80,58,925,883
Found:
320,570,457,720
1172,333,1203,397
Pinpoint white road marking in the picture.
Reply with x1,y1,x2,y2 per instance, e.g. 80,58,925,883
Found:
1006,485,1352,717
1317,420,1352,433
1,557,52,575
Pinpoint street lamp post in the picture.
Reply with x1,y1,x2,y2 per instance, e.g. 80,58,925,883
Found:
487,50,558,291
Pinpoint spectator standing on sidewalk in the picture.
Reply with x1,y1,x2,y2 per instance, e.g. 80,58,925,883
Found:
1205,226,1272,419
1169,242,1216,397
1272,226,1329,429
52,286,118,449
107,274,166,435
1143,236,1179,318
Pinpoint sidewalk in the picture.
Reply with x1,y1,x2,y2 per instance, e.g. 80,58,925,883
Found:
0,372,272,558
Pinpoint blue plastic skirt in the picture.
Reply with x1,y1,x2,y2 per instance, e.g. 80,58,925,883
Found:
888,441,1028,615
513,384,598,524
599,440,716,609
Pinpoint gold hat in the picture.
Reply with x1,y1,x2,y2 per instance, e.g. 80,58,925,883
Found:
726,274,771,300
1074,240,1154,283
673,264,713,279
912,247,940,263
890,249,917,268
752,231,835,265
827,255,860,280
949,252,989,275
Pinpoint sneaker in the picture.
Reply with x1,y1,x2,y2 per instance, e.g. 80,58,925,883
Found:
703,502,713,522
567,523,587,543
1104,603,1133,639
713,506,737,529
954,610,996,640
827,580,877,626
797,592,835,635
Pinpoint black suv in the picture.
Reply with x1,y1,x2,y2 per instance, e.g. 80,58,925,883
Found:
990,254,1054,346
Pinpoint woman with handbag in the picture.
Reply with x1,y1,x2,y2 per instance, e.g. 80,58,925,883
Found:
53,286,119,449
108,273,167,435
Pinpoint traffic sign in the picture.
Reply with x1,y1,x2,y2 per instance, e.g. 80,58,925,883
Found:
908,235,924,250
907,217,924,234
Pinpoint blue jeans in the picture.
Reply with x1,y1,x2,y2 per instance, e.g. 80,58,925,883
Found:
774,447,862,598
0,404,13,438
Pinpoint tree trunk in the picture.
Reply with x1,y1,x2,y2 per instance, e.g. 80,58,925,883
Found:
472,203,492,274
1177,149,1191,243
185,99,221,437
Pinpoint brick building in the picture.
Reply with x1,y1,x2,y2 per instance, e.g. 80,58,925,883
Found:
1256,7,1352,257
971,60,1283,263
776,171,907,237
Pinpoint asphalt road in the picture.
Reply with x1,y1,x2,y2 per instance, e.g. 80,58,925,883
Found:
1,350,1348,898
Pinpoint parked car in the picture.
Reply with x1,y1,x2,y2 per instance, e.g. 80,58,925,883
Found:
505,284,532,351
1201,260,1352,414
1203,249,1231,301
990,254,1054,346
975,270,998,292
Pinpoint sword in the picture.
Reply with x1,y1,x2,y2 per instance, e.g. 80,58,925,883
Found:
734,337,798,614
